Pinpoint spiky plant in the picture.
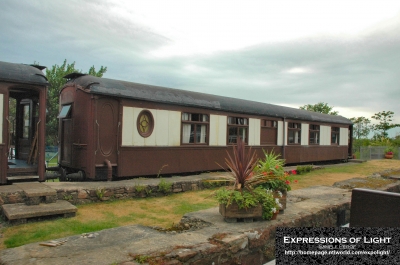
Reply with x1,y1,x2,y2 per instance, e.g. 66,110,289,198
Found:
224,137,258,191
254,150,294,192
216,137,274,191
213,139,282,217
255,150,285,177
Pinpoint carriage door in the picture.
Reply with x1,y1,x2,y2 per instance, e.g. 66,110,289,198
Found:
59,104,73,165
95,98,119,168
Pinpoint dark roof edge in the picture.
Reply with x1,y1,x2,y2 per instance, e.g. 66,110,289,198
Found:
68,75,353,125
0,61,49,86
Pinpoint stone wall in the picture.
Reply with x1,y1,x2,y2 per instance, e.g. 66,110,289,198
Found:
53,180,223,205
0,190,25,205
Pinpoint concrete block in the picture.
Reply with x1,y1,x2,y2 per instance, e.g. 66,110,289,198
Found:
2,200,77,222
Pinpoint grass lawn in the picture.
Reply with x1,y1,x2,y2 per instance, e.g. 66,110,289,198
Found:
45,153,58,168
291,159,400,190
1,159,399,249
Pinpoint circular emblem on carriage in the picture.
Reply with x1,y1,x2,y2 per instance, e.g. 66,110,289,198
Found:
137,110,154,138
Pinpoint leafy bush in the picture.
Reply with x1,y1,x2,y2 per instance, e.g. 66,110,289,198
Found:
296,165,313,175
134,184,146,193
215,186,280,220
158,178,172,194
254,150,296,192
255,150,285,175
95,188,106,200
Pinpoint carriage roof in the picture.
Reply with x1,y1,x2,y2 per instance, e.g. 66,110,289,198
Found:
64,74,353,125
0,61,48,86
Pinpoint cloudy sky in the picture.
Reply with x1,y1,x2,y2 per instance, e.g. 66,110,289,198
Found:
1,0,400,136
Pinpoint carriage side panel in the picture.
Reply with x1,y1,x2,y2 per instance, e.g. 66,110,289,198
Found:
209,114,227,146
320,125,330,145
121,106,180,147
277,121,284,146
301,123,309,145
249,118,261,146
340,127,349,146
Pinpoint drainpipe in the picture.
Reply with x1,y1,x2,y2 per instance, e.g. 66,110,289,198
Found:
104,159,112,181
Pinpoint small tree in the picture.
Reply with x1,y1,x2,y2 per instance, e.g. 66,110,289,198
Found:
299,102,338,115
45,60,107,145
371,111,400,139
350,116,371,139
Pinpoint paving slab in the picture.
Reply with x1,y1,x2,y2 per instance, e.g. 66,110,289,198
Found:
14,182,56,197
0,184,23,194
288,185,350,202
386,174,400,180
2,200,77,221
0,224,215,265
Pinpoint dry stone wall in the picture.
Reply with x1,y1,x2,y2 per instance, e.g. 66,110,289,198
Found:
53,180,222,205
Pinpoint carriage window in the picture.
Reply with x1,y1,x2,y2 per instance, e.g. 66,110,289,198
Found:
182,113,209,144
261,119,277,145
137,110,154,138
331,127,340,145
23,104,30,138
58,104,72,119
227,117,248,144
309,124,320,145
288,122,301,144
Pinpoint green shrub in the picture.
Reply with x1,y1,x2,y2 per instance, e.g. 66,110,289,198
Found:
202,180,228,188
215,186,280,220
158,178,172,194
95,188,106,200
296,165,313,175
253,150,294,192
134,184,146,193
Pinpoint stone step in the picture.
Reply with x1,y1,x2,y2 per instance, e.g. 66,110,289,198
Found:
14,182,57,205
2,200,77,224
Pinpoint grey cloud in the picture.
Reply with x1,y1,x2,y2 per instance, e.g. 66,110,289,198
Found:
1,0,399,128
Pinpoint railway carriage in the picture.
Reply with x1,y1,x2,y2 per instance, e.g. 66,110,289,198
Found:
0,61,48,184
58,74,353,181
